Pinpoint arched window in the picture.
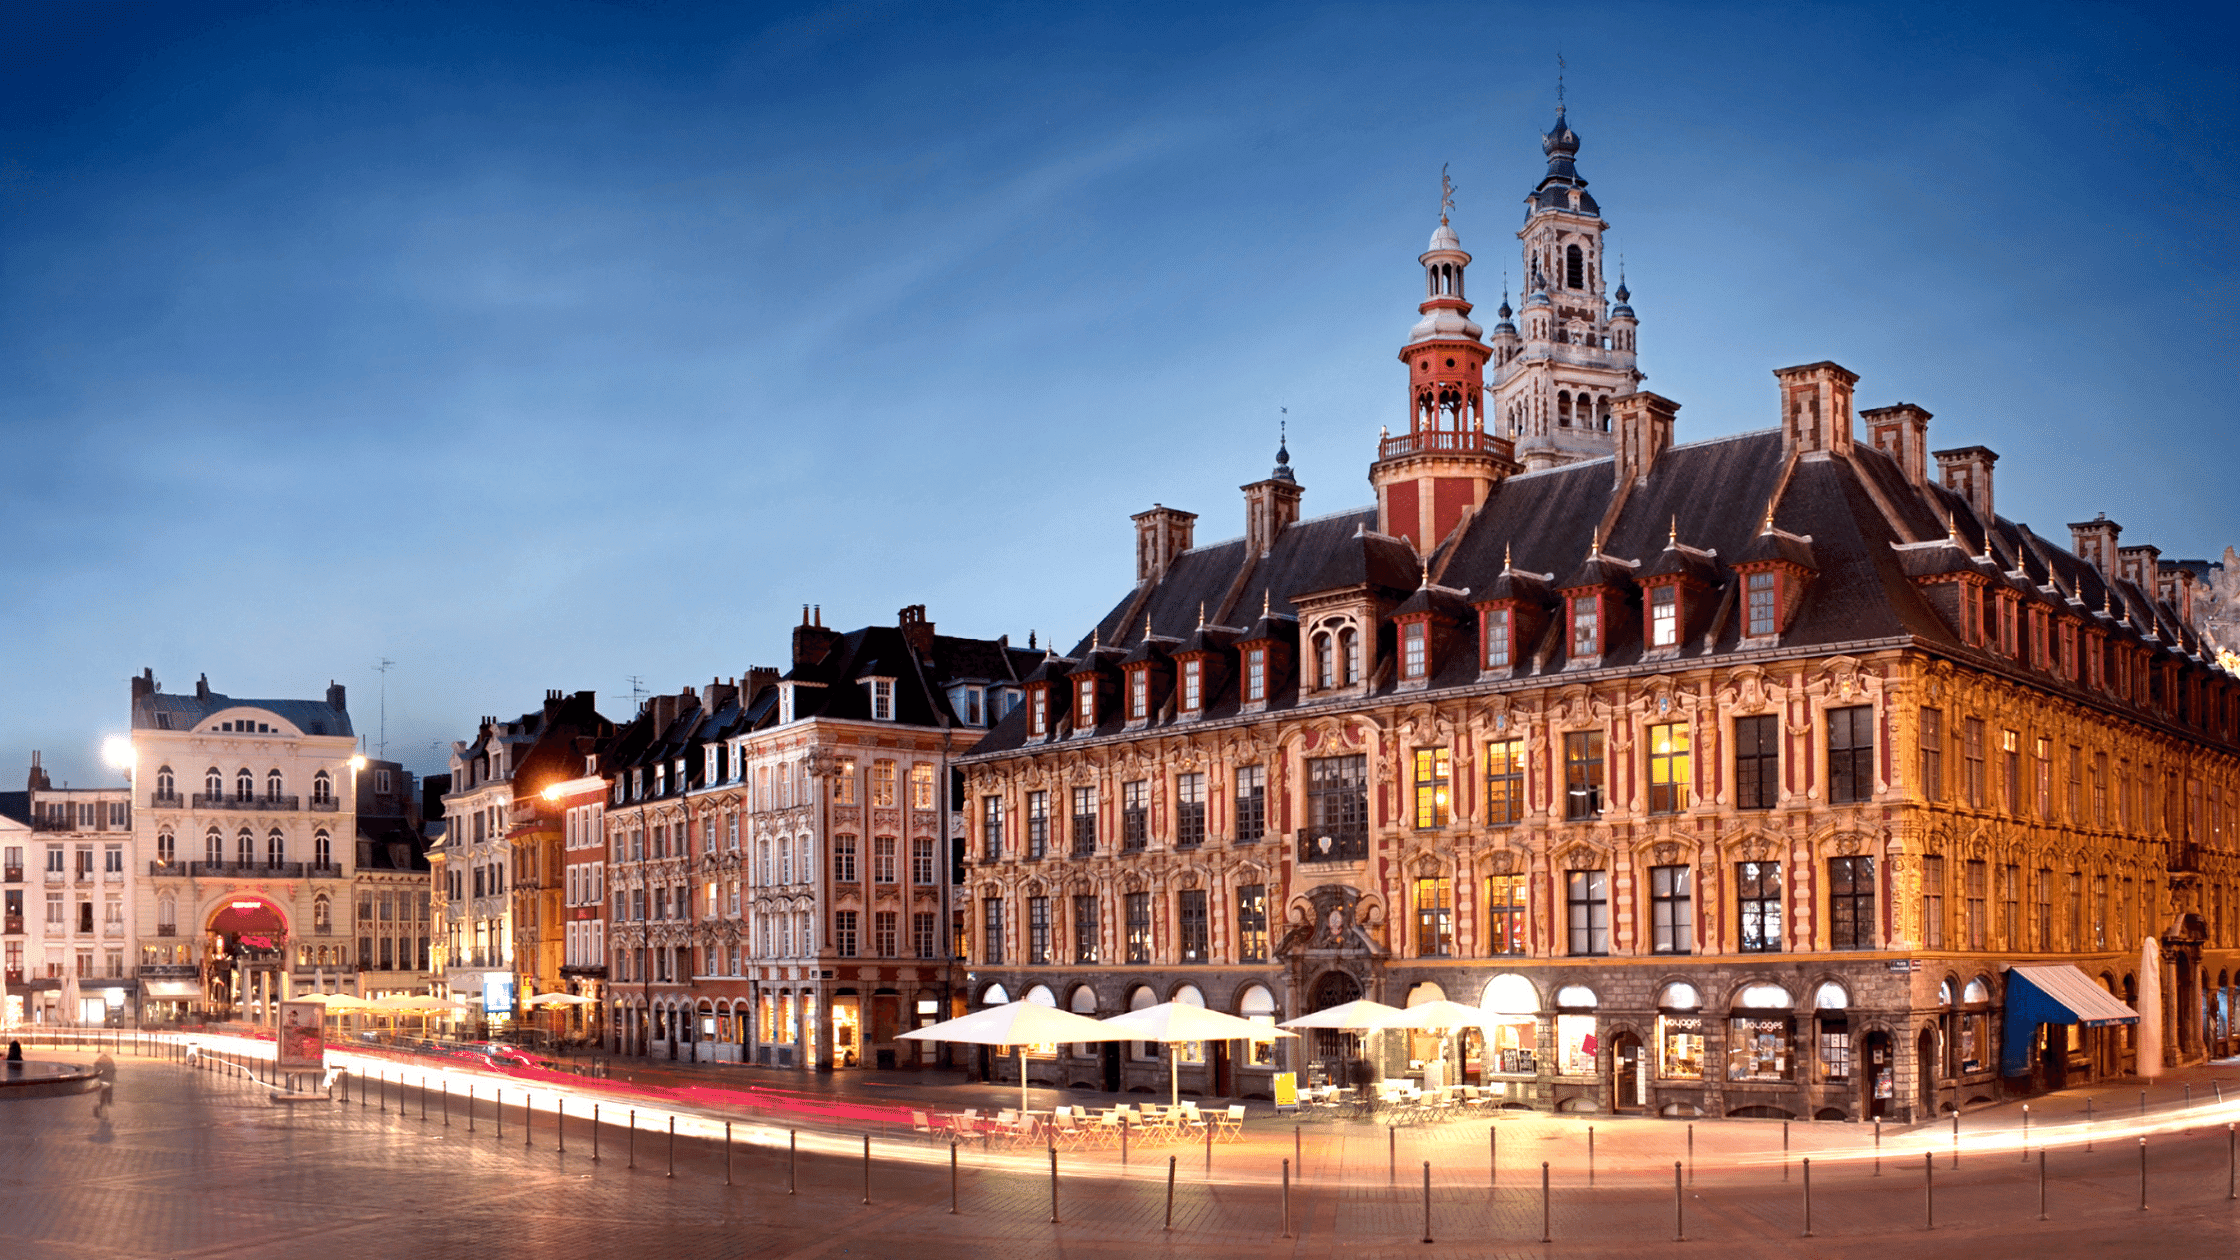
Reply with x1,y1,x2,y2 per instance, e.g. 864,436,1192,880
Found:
157,896,175,929
1313,633,1334,690
314,830,331,868
1024,984,1056,1007
266,829,284,867
157,829,175,865
314,894,331,930
981,982,1010,1005
1557,391,1572,428
204,828,223,865
266,769,284,801
1813,981,1850,1010
235,828,254,866
235,768,254,801
1340,627,1361,685
205,767,223,799
157,766,175,798
1565,244,1584,289
1736,983,1793,1009
1961,976,1991,1005
1657,982,1703,1011
1128,984,1160,1061
312,771,332,804
1597,396,1612,433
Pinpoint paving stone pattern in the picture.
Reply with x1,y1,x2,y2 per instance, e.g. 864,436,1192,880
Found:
5,1045,2239,1258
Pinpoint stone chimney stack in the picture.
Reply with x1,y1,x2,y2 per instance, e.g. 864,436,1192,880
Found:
898,604,936,660
2068,513,2122,576
1934,446,1999,523
2117,543,2161,590
1131,504,1198,585
326,681,347,714
1772,361,1858,457
1861,403,1932,488
28,751,50,793
1612,391,1680,488
745,666,779,702
131,667,156,706
793,603,841,667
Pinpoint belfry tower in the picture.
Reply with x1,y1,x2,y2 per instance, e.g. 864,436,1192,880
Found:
1488,105,1644,471
1371,169,1520,553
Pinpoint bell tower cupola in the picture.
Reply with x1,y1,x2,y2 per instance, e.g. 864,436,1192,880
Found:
1490,101,1647,471
1371,167,1519,553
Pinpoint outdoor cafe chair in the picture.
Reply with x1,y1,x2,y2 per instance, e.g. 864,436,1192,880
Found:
1215,1104,1246,1141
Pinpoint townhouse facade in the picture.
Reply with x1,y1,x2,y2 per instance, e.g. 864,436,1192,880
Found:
0,756,136,1025
954,112,2240,1121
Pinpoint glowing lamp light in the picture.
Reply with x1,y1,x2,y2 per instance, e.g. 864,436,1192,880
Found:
101,736,133,770
349,754,367,772
541,785,562,802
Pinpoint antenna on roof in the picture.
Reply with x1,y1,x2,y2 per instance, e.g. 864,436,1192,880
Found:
373,659,396,759
1556,50,1566,114
626,675,648,712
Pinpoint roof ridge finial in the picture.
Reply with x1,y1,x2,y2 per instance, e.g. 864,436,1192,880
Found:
1439,162,1455,225
1668,515,1678,548
1504,541,1513,571
1556,50,1566,116
1198,601,1207,629
1262,589,1271,618
1091,627,1099,652
1420,555,1431,589
1761,503,1776,535
1143,613,1152,643
1590,526,1601,556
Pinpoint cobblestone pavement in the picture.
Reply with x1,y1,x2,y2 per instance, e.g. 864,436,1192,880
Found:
6,1042,2239,1258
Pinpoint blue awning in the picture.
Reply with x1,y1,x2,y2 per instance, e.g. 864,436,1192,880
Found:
2000,964,2138,1077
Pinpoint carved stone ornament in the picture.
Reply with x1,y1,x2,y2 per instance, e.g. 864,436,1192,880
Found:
1176,870,1201,890
1834,835,1863,856
1738,835,1774,863
1653,841,1681,866
1486,849,1520,875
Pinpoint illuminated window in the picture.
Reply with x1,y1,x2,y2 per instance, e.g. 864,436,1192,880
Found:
1412,747,1450,828
1646,722,1690,813
1649,585,1678,647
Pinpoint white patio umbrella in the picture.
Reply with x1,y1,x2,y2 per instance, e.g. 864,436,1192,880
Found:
1277,998,1405,1031
900,1000,1130,1116
1100,1002,1298,1108
521,992,596,1007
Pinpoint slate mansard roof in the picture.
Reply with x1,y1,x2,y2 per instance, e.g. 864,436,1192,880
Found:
131,673,354,739
969,425,2229,759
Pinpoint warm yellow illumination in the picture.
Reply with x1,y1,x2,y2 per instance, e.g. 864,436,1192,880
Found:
349,754,368,772
101,736,134,771
542,785,562,802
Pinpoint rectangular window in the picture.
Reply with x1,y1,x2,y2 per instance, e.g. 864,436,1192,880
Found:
1302,754,1368,862
1028,896,1051,964
1737,861,1783,953
1070,785,1098,857
1486,874,1527,955
1920,707,1944,802
1649,865,1692,954
1025,790,1048,860
1484,609,1511,668
1562,731,1605,821
1076,676,1096,728
2035,738,2055,821
1181,659,1202,712
1734,715,1779,810
2001,863,2020,949
1401,621,1427,679
871,679,894,721
2067,871,2083,952
1649,585,1678,647
1030,688,1048,736
873,910,898,958
833,758,857,805
1921,854,1945,949
1128,668,1148,720
1829,856,1874,950
1175,773,1206,848
1414,876,1454,957
911,836,934,886
2092,875,2107,950
1570,594,1599,657
832,835,857,883
1565,870,1609,956
1244,648,1266,703
1178,890,1208,963
2035,868,2054,950
871,760,897,808
1073,894,1099,964
1826,705,1874,804
2003,730,2021,813
981,796,1004,861
833,909,858,957
1237,884,1268,963
1120,780,1147,852
1964,718,1987,808
911,762,935,810
1647,722,1691,813
1486,737,1525,826
872,836,896,883
2067,746,2083,823
1965,859,1987,950
982,899,1003,964
1124,892,1152,964
1746,571,1778,637
953,911,969,961
1234,766,1266,843
1412,747,1451,828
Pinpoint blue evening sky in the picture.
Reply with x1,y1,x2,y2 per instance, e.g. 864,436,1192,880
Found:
3,1,2234,785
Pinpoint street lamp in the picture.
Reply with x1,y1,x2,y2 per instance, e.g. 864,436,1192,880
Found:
101,736,133,778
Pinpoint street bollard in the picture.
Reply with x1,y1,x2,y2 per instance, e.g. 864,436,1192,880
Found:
1673,1162,1684,1242
468,1085,475,1132
1951,1111,1959,1168
421,1077,427,1122
1687,1123,1694,1184
1206,1120,1213,1178
2140,1089,2147,1119
559,1099,566,1153
526,1094,533,1148
2186,1083,2192,1108
627,1110,634,1170
1049,1147,1059,1223
1782,1120,1789,1182
380,1071,385,1113
2139,1136,2147,1211
1282,1158,1292,1238
2022,1104,2030,1160
861,1133,868,1202
1874,1119,1882,1175
1165,1155,1176,1231
1589,1125,1596,1186
949,1141,958,1215
1295,1124,1303,1179
1925,1152,1934,1230
361,1070,367,1109
723,1121,730,1185
2087,1097,2095,1151
2039,1147,2048,1220
788,1129,796,1195
1540,1161,1551,1243
1422,1161,1433,1244
1801,1157,1813,1237
667,1116,676,1179
443,1081,449,1126
1390,1125,1396,1182
1490,1126,1497,1188
1121,1116,1129,1166
593,1104,600,1160
497,1090,503,1141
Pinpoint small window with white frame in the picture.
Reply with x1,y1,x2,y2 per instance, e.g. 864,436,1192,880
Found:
869,678,895,721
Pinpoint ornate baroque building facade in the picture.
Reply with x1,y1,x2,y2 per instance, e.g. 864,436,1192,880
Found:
954,112,2240,1122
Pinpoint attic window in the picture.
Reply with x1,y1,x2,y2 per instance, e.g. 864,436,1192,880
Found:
1746,572,1778,637
778,684,796,724
1030,688,1048,737
1129,669,1148,720
1076,676,1097,727
1244,648,1266,703
870,679,895,722
1569,595,1600,657
1180,660,1202,712
1401,622,1427,680
1649,585,1678,648
1484,609,1511,669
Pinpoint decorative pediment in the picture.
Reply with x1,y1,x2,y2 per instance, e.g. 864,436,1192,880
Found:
1175,869,1202,890
1556,840,1605,870
1482,847,1525,876
1727,831,1779,863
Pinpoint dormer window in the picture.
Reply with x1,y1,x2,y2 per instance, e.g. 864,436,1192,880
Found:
1128,669,1148,720
1244,648,1266,702
1997,594,2019,658
1484,609,1511,668
1313,633,1335,690
1030,687,1048,736
1963,583,1987,645
1341,628,1361,685
1076,676,1096,727
653,764,666,796
1570,595,1600,657
1745,572,1778,637
1401,622,1427,680
870,679,895,721
1180,660,1202,712
778,684,795,724
1649,585,1678,648
632,768,645,800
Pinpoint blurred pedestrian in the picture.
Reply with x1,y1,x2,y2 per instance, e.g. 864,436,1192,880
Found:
93,1050,116,1118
